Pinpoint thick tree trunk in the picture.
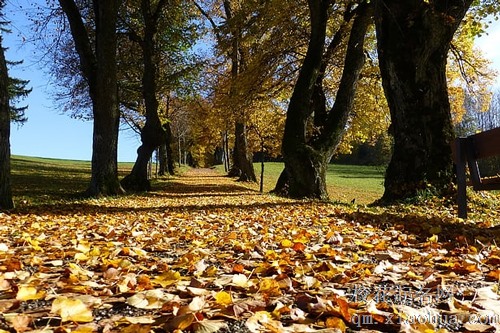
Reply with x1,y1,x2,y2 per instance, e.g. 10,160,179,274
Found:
60,0,123,196
165,122,175,175
276,0,330,198
275,1,371,199
158,144,167,176
222,0,256,182
374,0,472,201
122,122,164,190
0,33,14,210
87,108,123,196
229,121,256,181
86,0,123,196
121,0,167,191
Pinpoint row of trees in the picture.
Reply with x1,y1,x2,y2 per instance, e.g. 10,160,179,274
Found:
1,0,500,210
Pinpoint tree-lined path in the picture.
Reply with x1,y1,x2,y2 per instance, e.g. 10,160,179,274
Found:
2,166,500,332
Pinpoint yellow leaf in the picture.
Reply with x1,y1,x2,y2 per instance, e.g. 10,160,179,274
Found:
259,278,281,296
428,234,438,243
325,317,346,332
280,239,293,248
74,253,89,261
406,271,423,281
360,243,374,250
16,285,46,301
205,266,218,277
374,241,388,251
51,297,93,322
152,271,181,287
214,291,232,307
72,325,98,333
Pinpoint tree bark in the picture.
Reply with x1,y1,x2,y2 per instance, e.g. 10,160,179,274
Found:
158,144,167,176
165,122,175,175
223,0,256,182
60,0,124,196
121,0,167,191
229,121,256,181
374,0,472,201
275,0,372,199
0,31,14,209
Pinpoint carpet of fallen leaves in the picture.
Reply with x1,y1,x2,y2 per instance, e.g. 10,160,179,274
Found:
1,168,500,333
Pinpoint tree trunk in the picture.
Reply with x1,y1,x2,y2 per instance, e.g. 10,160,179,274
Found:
165,122,175,175
275,0,371,199
0,32,14,210
374,0,472,201
223,0,256,182
87,0,123,196
121,0,167,191
229,121,256,181
60,0,123,196
158,144,167,176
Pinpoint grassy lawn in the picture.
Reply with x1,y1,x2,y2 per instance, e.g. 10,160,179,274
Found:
216,162,385,204
10,155,134,205
10,156,384,206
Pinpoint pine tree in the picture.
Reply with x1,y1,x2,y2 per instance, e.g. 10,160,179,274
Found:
0,0,14,209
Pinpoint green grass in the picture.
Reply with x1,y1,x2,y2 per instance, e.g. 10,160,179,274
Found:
10,156,134,205
9,156,384,206
216,162,385,204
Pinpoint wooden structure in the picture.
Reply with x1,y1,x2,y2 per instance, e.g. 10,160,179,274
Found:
452,127,500,218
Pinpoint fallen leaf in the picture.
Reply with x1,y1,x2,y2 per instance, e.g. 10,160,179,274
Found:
51,296,93,322
214,291,232,307
16,285,46,301
193,319,228,333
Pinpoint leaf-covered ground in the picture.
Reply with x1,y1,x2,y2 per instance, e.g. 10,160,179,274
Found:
1,168,500,333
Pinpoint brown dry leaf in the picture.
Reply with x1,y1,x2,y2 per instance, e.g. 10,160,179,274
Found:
164,314,195,331
4,314,31,333
3,167,500,332
124,316,156,324
72,325,99,333
119,324,152,333
192,319,228,333
336,297,351,322
126,289,173,309
486,269,500,281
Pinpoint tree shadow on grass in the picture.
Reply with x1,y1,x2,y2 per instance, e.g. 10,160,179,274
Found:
11,167,90,204
152,179,257,198
12,199,310,217
335,209,500,245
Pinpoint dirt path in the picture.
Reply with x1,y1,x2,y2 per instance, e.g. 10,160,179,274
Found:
150,167,295,210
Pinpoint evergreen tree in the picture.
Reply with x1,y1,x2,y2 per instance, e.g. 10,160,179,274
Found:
0,0,13,209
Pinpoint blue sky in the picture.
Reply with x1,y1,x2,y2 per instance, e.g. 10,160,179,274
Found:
3,2,500,162
4,0,141,162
